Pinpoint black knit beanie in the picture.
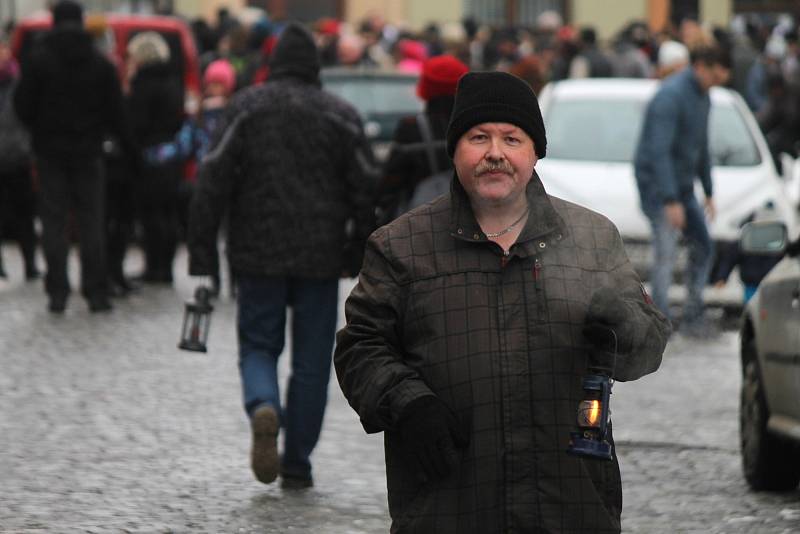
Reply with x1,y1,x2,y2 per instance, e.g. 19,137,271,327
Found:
269,22,320,85
446,71,547,158
52,0,84,27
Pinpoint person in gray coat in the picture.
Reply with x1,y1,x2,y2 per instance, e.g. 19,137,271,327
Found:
335,71,670,533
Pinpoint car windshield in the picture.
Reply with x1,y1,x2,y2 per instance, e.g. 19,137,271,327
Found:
544,97,761,166
322,76,421,117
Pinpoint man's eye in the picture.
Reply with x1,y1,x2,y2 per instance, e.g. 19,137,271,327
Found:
471,134,487,142
506,137,520,145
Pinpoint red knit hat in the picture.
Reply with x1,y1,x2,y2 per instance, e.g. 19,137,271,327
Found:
416,55,469,101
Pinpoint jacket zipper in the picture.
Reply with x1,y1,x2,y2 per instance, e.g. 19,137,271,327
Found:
501,249,510,268
533,257,544,321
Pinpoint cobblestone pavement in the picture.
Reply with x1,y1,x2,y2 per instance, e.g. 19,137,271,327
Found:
1,245,798,533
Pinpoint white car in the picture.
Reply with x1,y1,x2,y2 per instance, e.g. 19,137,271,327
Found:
536,78,800,308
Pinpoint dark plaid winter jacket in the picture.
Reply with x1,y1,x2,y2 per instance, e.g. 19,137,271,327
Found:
188,76,377,279
335,173,670,533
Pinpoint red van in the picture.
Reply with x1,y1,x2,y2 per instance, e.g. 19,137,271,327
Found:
11,13,201,114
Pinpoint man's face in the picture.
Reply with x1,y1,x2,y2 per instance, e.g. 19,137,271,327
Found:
453,122,537,208
694,62,731,90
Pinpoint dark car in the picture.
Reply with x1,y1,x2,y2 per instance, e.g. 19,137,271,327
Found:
738,220,800,491
321,68,422,161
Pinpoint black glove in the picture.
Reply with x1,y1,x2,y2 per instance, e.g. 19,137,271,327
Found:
582,287,635,356
398,396,469,482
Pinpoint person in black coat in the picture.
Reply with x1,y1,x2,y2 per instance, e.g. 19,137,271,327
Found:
126,31,185,284
378,55,469,222
0,31,38,281
13,0,137,313
188,22,377,489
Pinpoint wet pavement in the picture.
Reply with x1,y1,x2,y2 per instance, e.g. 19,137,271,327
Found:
1,244,798,533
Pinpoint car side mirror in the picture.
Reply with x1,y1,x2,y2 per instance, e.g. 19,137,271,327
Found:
740,220,788,255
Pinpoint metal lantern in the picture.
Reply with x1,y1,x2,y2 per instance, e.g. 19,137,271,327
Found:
567,371,614,461
178,286,214,352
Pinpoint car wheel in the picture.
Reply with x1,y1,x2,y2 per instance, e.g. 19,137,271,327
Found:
740,340,800,491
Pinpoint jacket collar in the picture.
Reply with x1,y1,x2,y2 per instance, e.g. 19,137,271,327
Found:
449,169,566,251
681,66,706,95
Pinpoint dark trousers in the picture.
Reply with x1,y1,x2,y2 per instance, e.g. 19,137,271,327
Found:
137,162,181,282
236,275,339,479
0,166,38,274
105,156,135,283
37,156,107,299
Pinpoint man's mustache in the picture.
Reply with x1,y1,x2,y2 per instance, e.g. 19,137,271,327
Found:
475,160,513,176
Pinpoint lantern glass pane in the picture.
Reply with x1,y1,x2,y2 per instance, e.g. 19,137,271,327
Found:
577,400,601,428
199,314,210,343
181,312,191,341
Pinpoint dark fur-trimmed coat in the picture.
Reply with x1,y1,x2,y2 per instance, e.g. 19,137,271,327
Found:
335,174,670,533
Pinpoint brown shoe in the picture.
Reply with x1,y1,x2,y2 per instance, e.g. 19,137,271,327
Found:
250,405,279,484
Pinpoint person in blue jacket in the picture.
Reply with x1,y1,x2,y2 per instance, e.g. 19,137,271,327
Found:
634,45,731,334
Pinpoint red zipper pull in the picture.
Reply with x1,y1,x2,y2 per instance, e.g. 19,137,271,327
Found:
533,258,541,281
501,250,509,268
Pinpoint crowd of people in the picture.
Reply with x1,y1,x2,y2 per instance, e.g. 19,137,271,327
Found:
2,4,800,296
186,7,800,162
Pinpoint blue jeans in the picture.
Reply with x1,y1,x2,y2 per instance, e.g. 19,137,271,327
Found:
237,275,339,479
643,195,713,323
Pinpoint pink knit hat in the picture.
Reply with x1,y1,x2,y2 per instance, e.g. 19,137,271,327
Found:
204,59,236,95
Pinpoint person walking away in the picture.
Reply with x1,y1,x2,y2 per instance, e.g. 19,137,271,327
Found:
0,30,38,281
127,31,185,285
377,54,468,222
188,22,377,489
13,0,138,313
335,70,670,533
633,46,731,334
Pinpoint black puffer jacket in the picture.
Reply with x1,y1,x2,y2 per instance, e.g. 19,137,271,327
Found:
13,25,134,163
188,23,377,279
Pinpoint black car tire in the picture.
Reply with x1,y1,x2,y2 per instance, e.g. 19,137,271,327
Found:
740,340,800,491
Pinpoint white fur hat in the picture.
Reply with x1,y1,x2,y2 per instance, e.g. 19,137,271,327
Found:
127,31,170,66
658,40,689,70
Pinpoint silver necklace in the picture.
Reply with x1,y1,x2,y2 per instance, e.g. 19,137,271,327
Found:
484,208,530,238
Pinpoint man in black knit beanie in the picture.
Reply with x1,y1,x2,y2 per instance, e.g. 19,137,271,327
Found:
335,70,669,532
